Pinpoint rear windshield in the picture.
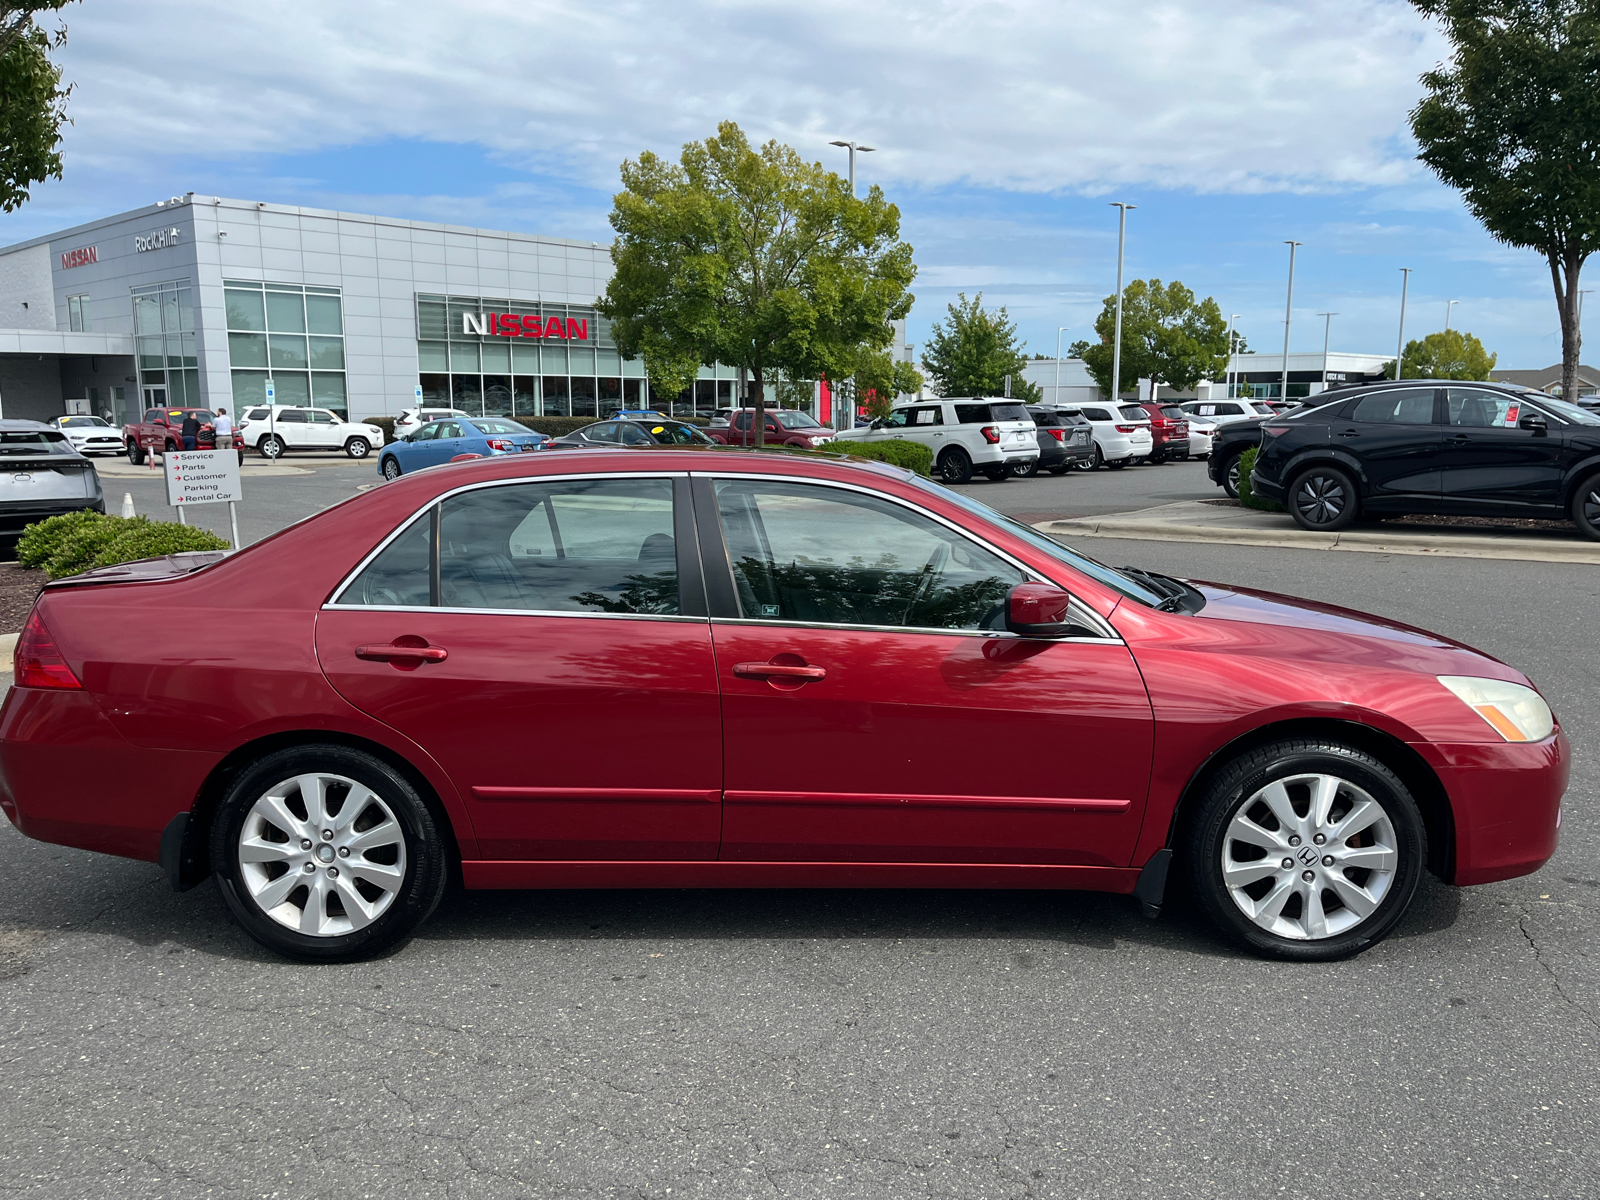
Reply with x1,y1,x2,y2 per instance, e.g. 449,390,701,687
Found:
0,431,74,455
1027,409,1060,426
1159,405,1186,419
1118,405,1148,421
471,418,529,435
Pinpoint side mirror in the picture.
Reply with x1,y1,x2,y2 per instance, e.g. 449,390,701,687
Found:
1005,583,1077,638
1519,414,1548,436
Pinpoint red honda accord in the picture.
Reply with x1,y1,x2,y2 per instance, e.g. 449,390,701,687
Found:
0,449,1568,962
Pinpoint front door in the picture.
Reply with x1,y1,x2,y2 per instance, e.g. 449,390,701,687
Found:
1436,387,1567,512
143,386,167,407
1331,387,1443,502
700,475,1154,867
317,473,722,861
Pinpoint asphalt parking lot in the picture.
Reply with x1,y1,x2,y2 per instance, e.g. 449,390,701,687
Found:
0,455,1595,1198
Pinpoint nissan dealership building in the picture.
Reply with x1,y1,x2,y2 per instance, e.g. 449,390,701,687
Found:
0,193,762,428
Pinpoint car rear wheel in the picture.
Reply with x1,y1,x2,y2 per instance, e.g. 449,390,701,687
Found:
1047,464,1070,475
126,441,145,465
258,435,285,460
936,447,973,484
980,465,1011,481
209,744,449,962
1221,453,1243,498
1186,739,1425,961
345,437,370,459
381,456,402,481
1571,471,1600,541
1288,464,1358,531
1106,457,1128,470
1011,458,1040,479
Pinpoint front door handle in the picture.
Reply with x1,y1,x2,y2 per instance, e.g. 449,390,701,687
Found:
1337,428,1360,438
356,642,448,663
1447,433,1471,444
734,661,826,681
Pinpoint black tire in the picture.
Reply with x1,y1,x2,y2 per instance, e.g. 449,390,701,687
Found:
1185,739,1426,961
1571,471,1600,542
1221,453,1243,499
936,447,973,484
1075,446,1104,472
1287,464,1359,531
381,456,402,481
980,465,1011,481
1012,458,1040,479
345,437,371,459
126,441,145,465
258,435,285,460
1149,451,1166,465
1106,457,1128,471
237,451,245,467
209,744,449,963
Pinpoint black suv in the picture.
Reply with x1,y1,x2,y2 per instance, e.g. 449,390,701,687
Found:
1249,381,1600,539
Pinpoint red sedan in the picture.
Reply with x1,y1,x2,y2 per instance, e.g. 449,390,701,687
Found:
0,449,1568,962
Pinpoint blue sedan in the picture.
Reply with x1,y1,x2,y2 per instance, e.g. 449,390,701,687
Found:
378,416,547,479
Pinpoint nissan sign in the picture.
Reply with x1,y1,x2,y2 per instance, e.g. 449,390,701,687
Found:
59,245,98,269
462,312,589,341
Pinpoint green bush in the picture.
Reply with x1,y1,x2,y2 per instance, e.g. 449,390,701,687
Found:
1237,446,1283,512
822,438,934,476
367,417,396,445
19,511,230,580
509,416,599,438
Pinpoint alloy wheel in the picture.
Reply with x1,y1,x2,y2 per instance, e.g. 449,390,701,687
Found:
236,772,408,937
382,457,401,480
1293,472,1347,525
1221,773,1398,941
1584,481,1600,528
1226,456,1241,496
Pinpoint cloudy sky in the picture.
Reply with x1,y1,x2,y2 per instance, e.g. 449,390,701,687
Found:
0,0,1577,369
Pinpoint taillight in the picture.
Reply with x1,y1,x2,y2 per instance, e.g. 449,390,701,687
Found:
14,610,82,690
1262,425,1290,437
981,426,1000,444
1047,428,1066,442
1115,424,1140,433
485,437,514,451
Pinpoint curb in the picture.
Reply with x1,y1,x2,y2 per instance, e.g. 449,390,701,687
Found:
1038,516,1600,565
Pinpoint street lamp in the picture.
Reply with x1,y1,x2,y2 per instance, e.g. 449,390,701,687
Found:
829,140,876,196
1396,268,1413,379
1055,326,1069,404
1445,299,1459,331
1317,312,1337,389
1109,202,1136,401
1280,241,1302,405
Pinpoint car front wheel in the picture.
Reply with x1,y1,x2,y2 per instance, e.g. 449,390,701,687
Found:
1011,458,1039,479
1186,739,1425,961
381,456,402,480
1221,453,1242,498
345,437,371,459
937,447,973,484
126,441,145,465
258,435,285,460
1075,446,1103,472
1572,471,1600,541
209,744,449,962
1288,464,1358,531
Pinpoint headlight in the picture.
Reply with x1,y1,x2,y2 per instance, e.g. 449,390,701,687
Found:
1437,675,1554,742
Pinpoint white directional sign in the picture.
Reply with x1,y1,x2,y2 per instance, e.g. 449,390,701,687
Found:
164,449,242,507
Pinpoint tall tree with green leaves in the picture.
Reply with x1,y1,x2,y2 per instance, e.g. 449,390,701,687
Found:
1071,279,1229,399
597,120,916,444
921,293,1041,402
0,2,74,213
1410,0,1600,402
1382,328,1498,379
853,348,924,419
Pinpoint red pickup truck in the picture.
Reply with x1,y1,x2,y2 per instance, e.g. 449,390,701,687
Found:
123,408,246,465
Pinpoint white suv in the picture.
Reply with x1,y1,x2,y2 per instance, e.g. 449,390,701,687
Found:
1071,403,1154,470
395,406,470,440
237,405,386,460
1179,399,1277,428
833,398,1038,484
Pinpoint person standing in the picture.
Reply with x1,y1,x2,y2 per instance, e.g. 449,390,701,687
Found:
180,411,200,451
212,406,233,449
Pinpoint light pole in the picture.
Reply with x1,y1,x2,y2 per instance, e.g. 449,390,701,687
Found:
1280,241,1302,405
1226,314,1242,397
1396,268,1413,379
1317,312,1337,390
1055,326,1069,404
1109,202,1136,401
828,140,876,196
1445,299,1459,331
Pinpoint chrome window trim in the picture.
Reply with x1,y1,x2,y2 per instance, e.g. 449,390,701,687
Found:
324,469,688,610
320,602,706,623
708,615,1122,645
692,470,1120,641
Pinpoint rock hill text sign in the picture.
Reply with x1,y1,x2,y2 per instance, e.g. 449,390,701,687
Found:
462,312,588,340
135,226,181,253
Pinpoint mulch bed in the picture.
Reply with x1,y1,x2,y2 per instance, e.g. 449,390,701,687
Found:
0,563,45,633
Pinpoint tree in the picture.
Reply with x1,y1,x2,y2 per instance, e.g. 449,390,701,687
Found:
853,349,924,419
0,2,74,213
1410,0,1600,403
1070,279,1229,399
921,293,1041,402
1381,328,1498,379
597,120,916,445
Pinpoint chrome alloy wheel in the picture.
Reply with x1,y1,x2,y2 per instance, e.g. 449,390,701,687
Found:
1221,773,1399,941
1292,472,1348,525
237,773,408,937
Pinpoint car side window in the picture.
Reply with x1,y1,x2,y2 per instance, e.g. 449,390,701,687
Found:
1350,389,1436,424
618,424,655,445
1448,388,1526,429
954,404,991,424
881,409,912,428
276,409,307,423
246,408,269,420
411,423,439,441
584,423,621,443
1081,407,1110,421
734,412,752,431
909,406,942,426
711,479,1025,630
310,410,337,424
1216,403,1242,415
437,422,463,439
338,478,680,615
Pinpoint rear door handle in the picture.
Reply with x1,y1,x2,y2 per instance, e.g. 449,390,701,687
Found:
1337,428,1360,438
1447,433,1470,444
356,643,448,663
733,662,826,681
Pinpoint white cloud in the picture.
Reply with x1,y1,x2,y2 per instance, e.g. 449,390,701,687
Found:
53,0,1447,195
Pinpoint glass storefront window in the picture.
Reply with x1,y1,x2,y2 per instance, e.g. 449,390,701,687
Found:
269,334,309,370
418,341,448,372
305,293,343,336
484,376,513,415
229,332,267,369
225,289,266,332
138,337,164,370
225,282,348,416
511,342,541,373
571,376,597,418
449,342,480,372
452,375,482,413
308,336,345,370
419,373,450,405
312,372,347,409
133,294,162,336
265,290,306,333
231,370,269,407
542,376,570,417
272,372,311,406
514,376,539,416
481,340,511,373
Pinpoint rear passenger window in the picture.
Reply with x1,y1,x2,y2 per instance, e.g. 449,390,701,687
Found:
336,479,679,615
954,404,991,424
1080,408,1111,421
1350,389,1436,424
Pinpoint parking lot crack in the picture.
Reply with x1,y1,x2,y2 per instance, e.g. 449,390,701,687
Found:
1518,910,1600,1032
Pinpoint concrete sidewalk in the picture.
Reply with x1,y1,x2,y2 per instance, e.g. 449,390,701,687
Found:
1037,500,1600,565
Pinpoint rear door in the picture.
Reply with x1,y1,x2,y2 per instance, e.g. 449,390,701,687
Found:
1331,388,1443,500
273,408,309,448
317,472,722,860
1437,388,1567,512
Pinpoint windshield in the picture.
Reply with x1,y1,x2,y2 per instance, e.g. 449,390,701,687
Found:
0,430,74,455
60,416,110,428
904,476,1166,607
773,410,823,429
1534,395,1600,426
